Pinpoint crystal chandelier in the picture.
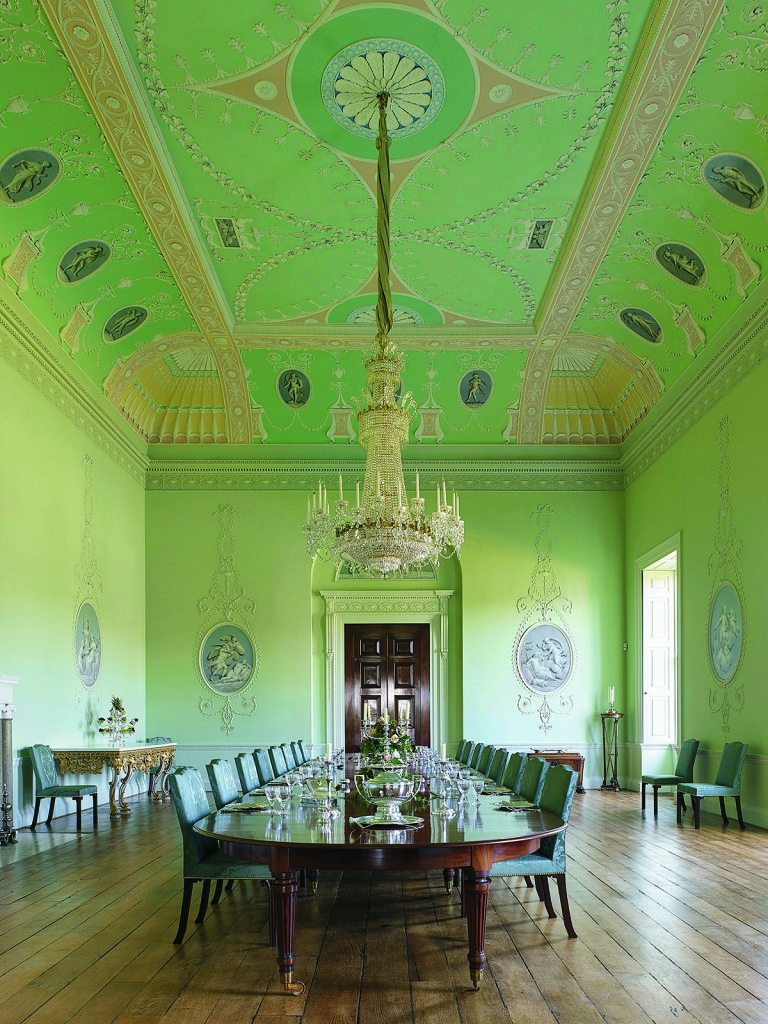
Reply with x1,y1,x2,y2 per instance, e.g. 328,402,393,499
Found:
303,93,464,577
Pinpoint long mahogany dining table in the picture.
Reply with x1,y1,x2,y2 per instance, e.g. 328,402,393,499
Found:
194,761,566,993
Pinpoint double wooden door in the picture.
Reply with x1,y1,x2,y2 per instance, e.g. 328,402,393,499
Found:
344,624,430,752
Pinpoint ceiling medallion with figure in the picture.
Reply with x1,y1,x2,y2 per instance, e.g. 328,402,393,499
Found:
322,40,444,139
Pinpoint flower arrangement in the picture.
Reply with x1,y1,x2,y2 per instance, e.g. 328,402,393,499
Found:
360,716,412,766
98,696,138,745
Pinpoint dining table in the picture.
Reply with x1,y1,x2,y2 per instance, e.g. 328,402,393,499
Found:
193,758,566,993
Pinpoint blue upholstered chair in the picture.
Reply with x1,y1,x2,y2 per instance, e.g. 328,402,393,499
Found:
501,751,526,793
677,741,748,829
517,756,548,805
475,744,496,777
455,739,469,763
298,740,310,763
168,767,273,944
29,744,98,831
206,759,239,810
145,735,173,795
485,748,509,784
469,743,485,771
641,738,699,816
235,752,260,796
488,764,579,938
269,745,289,777
460,741,476,766
291,740,306,766
280,742,297,771
253,748,275,787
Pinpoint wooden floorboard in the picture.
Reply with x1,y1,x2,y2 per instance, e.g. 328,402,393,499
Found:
1,789,768,1024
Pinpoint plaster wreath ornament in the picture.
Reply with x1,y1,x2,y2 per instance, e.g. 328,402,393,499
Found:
98,696,138,745
360,716,412,767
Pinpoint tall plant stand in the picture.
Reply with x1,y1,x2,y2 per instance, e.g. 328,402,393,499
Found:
600,711,623,791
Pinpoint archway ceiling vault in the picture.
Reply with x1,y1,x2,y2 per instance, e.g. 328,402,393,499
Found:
1,0,765,449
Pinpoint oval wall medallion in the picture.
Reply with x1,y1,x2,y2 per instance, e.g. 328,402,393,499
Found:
516,621,574,695
74,600,101,690
58,240,111,284
277,368,310,406
199,623,257,696
103,306,148,343
618,307,663,344
458,369,493,406
654,242,707,288
0,148,60,206
703,153,765,211
708,581,743,683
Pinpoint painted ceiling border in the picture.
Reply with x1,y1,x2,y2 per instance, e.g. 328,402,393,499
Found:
518,0,728,444
39,0,253,444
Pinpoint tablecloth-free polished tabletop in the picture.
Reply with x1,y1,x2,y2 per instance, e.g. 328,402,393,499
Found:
194,766,565,991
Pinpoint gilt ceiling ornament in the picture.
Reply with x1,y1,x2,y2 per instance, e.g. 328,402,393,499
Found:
197,504,260,733
512,505,576,732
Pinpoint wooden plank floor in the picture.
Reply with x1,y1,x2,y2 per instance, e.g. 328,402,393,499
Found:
1,790,767,1024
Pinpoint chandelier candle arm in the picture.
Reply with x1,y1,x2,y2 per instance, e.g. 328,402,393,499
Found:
301,92,464,577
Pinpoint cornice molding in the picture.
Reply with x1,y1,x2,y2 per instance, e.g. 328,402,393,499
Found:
0,291,147,484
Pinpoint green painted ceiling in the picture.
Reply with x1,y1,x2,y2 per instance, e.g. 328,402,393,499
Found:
0,0,764,449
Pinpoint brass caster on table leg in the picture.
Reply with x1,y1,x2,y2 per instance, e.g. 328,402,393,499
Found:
444,880,453,895
310,881,318,895
470,969,483,990
282,972,305,996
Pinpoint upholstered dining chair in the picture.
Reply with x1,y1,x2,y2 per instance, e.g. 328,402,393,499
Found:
168,767,273,945
641,738,699,816
485,748,509,784
475,744,496,777
517,756,548,805
291,740,306,766
253,748,275,787
280,742,297,771
29,744,98,831
487,764,579,938
235,752,260,796
500,751,526,793
455,739,469,763
469,743,485,771
459,741,476,766
206,759,239,810
269,745,289,777
298,740,310,762
145,735,173,795
677,741,748,829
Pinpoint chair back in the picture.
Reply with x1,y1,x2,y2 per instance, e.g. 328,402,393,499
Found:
501,751,525,792
714,741,748,790
269,745,288,777
455,739,468,762
476,744,496,776
206,759,239,810
168,767,218,871
253,748,275,786
536,764,578,869
29,744,60,791
280,742,296,770
674,738,699,782
460,741,475,766
298,740,310,762
518,756,548,804
469,743,485,770
291,740,306,766
235,752,259,795
487,748,509,784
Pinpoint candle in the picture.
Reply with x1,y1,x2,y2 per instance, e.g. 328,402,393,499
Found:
356,480,360,506
339,473,343,502
441,742,447,762
456,495,460,518
443,481,447,506
307,498,311,523
318,480,322,505
384,706,388,726
609,686,615,707
415,471,420,499
399,703,405,721
326,743,332,761
437,485,441,510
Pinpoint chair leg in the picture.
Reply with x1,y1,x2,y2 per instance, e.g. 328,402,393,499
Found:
679,795,686,811
225,879,235,892
524,875,534,888
92,793,98,828
211,880,224,905
653,786,659,817
266,881,276,947
74,797,82,831
46,797,56,825
693,796,701,829
174,879,195,944
641,781,646,810
676,792,683,824
538,876,557,920
195,879,212,924
31,797,42,829
735,796,746,830
554,874,577,939
719,796,728,825
307,869,319,895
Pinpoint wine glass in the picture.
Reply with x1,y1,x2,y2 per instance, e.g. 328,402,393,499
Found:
470,777,485,803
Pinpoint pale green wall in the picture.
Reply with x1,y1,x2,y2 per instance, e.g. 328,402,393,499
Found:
0,356,146,818
625,357,768,823
145,491,313,769
461,490,626,783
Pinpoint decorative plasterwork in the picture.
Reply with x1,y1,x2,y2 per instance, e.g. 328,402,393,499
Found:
39,0,253,444
72,454,103,692
320,589,453,749
518,0,728,444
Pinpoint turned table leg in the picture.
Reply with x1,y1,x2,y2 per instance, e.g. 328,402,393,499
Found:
271,867,304,995
463,859,492,990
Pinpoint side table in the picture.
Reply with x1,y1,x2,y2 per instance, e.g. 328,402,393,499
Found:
600,711,623,791
528,750,585,793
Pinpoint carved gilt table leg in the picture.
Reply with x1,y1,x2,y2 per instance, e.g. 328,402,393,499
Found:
155,752,174,799
118,765,134,815
464,849,492,990
108,765,121,819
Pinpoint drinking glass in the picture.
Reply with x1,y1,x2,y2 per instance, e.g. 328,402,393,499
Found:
470,777,485,803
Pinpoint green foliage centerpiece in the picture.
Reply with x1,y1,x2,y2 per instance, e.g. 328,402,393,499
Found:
98,696,138,745
360,714,412,769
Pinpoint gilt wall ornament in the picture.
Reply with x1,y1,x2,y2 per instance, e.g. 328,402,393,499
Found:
73,454,103,693
707,417,746,732
512,505,576,731
197,505,259,733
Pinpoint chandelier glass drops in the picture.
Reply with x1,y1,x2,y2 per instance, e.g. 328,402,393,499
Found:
302,93,463,577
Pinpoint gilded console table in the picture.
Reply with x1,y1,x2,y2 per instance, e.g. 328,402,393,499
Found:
52,742,175,819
